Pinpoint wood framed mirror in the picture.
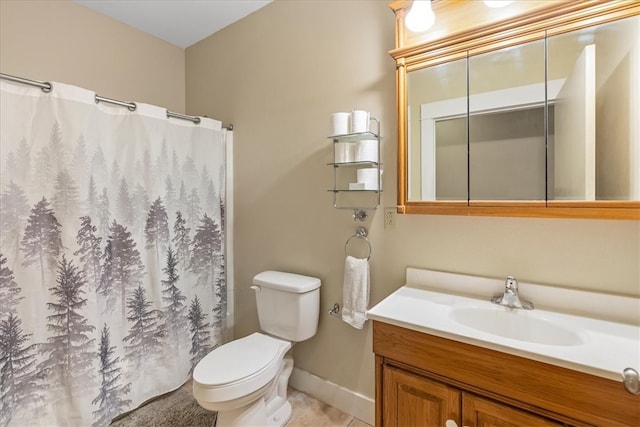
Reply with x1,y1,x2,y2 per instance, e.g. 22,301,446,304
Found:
390,0,640,219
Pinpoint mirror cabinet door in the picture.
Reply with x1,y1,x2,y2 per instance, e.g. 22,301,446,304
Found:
547,15,640,202
407,58,468,201
468,40,546,201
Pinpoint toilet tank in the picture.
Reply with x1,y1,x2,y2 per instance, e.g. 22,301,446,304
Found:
252,271,321,342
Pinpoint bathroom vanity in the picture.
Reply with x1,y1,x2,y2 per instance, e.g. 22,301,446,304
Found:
368,269,640,426
373,322,636,426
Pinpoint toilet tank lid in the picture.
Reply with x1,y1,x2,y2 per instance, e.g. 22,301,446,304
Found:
253,271,321,293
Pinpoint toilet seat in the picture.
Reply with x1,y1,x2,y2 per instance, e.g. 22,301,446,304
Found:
193,333,291,403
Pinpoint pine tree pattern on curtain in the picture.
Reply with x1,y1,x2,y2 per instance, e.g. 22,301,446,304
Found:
0,81,227,426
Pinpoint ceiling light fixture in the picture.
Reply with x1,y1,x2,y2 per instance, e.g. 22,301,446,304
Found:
405,0,514,34
405,0,435,33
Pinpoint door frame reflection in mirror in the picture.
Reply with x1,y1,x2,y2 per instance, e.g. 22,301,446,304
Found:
418,79,565,200
390,0,640,219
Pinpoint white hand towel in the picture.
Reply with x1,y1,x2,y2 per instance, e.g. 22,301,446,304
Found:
341,255,370,329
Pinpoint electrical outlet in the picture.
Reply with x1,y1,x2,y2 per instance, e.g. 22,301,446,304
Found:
384,207,396,229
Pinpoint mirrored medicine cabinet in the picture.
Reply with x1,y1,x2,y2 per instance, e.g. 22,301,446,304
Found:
390,0,640,219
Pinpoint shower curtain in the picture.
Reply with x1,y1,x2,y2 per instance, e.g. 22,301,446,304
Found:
0,80,228,426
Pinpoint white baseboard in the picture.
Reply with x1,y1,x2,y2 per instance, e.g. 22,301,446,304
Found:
289,367,375,426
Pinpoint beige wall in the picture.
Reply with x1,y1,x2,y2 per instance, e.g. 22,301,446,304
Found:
186,0,640,399
2,0,639,404
0,0,185,112
185,0,398,398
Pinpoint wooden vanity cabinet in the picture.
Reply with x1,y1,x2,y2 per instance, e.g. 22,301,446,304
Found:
383,365,459,426
383,364,561,427
462,394,562,427
373,321,639,427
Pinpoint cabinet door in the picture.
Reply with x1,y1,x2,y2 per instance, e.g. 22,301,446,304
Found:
462,393,563,427
383,365,460,427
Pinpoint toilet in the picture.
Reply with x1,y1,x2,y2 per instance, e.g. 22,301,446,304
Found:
193,271,321,427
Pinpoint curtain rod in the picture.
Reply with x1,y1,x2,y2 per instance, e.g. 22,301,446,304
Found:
167,110,200,124
95,94,137,111
0,72,234,129
1,72,52,92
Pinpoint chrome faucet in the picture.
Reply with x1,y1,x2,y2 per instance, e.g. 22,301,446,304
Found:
491,276,534,310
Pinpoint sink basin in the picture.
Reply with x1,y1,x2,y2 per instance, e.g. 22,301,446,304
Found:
367,269,640,381
450,307,583,346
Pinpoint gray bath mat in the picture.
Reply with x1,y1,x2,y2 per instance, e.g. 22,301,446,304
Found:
111,382,217,427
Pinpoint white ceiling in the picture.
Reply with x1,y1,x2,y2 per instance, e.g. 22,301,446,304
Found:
74,0,273,48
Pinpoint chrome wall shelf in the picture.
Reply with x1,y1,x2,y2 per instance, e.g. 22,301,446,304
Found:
328,118,381,221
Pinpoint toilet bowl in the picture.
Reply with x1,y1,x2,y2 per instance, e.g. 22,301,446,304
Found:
192,271,321,427
193,333,293,426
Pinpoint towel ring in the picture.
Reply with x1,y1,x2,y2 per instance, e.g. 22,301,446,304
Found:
345,227,372,261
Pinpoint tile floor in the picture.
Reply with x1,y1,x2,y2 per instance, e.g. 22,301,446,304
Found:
287,388,372,427
112,380,372,427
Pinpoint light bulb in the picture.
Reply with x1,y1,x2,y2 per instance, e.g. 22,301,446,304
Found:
484,0,513,8
405,0,435,33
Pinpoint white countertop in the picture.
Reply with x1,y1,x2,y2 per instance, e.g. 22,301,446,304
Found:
367,269,640,382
